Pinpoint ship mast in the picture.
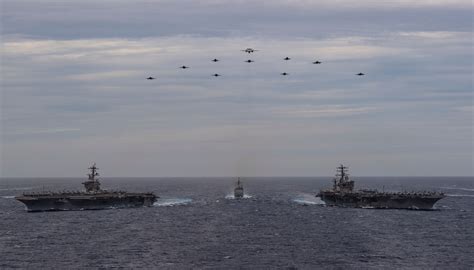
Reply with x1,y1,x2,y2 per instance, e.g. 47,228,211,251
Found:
334,164,354,193
336,164,348,181
83,163,102,193
88,163,99,181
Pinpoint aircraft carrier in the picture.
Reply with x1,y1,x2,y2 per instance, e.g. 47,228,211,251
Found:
15,163,157,212
317,165,445,210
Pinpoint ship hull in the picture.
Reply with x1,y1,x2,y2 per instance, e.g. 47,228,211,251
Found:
16,194,157,212
318,192,444,210
234,188,244,198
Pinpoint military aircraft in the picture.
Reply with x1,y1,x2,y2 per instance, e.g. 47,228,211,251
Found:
280,72,289,76
212,59,219,62
313,61,322,64
180,65,189,69
356,73,365,76
242,48,258,53
212,73,221,77
245,59,254,63
284,57,291,60
146,77,155,80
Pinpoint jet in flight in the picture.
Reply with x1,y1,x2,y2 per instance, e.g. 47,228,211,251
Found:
242,48,258,53
212,59,219,62
146,77,155,80
284,57,291,60
356,73,365,76
281,72,289,76
180,66,189,69
313,61,322,64
213,73,221,77
245,59,254,63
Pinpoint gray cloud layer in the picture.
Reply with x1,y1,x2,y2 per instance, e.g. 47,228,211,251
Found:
1,0,472,177
3,0,472,39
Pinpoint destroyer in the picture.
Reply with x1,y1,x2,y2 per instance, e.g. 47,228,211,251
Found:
15,163,157,212
234,178,244,199
317,165,445,210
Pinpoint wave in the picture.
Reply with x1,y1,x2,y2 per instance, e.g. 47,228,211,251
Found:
0,187,33,191
441,187,474,192
225,194,253,199
447,194,474,197
293,194,325,205
153,198,192,207
1,196,15,199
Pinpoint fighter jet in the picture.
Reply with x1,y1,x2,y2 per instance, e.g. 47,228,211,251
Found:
284,57,291,61
242,48,258,54
146,77,155,80
212,59,219,62
245,59,254,63
356,73,365,76
280,72,289,76
313,61,322,64
180,65,189,69
212,73,221,77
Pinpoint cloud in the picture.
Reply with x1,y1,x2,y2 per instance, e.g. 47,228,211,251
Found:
5,128,81,136
1,1,472,176
273,105,377,118
455,106,474,113
272,0,470,7
2,0,472,40
397,31,468,39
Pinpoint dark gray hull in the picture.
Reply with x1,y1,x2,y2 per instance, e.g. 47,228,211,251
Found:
234,187,244,198
318,192,445,210
16,194,157,212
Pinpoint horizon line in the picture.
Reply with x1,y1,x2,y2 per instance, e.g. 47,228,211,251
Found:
1,176,473,179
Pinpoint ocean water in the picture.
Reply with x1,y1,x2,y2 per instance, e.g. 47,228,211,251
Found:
0,177,473,269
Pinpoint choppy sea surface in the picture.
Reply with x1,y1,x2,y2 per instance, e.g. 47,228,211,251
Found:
1,177,473,269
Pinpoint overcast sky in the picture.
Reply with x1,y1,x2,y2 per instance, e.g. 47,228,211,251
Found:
1,0,472,177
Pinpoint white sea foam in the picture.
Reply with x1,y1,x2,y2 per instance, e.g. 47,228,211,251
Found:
441,187,474,192
1,196,15,199
153,198,192,207
447,194,474,197
225,193,253,199
0,187,33,191
293,194,325,205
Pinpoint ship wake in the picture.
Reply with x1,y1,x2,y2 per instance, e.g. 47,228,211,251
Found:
0,187,34,191
153,198,192,207
447,194,474,197
442,187,474,192
225,193,252,199
293,193,325,205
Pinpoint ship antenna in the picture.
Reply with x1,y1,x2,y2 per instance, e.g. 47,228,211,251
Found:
340,164,345,179
336,164,348,181
84,163,101,193
334,164,353,192
88,162,99,181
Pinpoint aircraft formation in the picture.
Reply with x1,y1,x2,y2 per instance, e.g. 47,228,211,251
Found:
146,48,365,80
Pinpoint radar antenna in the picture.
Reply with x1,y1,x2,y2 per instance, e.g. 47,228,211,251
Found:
83,163,102,193
88,163,99,181
333,164,354,193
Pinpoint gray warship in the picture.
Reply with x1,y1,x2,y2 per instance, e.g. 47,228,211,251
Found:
234,178,244,198
15,163,158,212
317,165,445,210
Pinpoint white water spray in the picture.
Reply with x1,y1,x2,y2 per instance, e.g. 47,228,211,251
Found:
293,193,325,205
153,198,193,207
